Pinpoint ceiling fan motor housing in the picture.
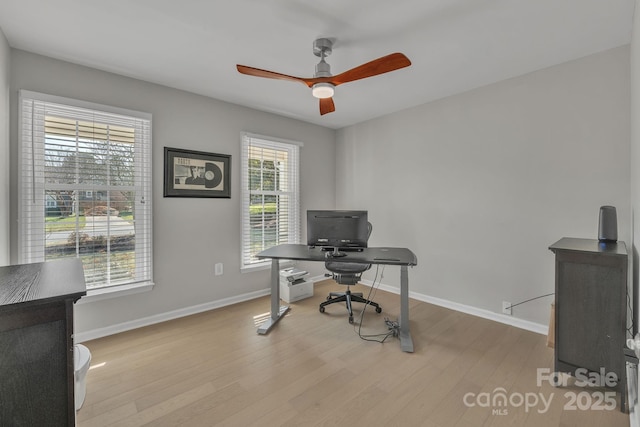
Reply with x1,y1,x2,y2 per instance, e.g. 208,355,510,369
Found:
315,60,331,78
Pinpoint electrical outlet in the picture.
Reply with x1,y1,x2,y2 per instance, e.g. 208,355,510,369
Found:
502,301,512,315
215,263,223,276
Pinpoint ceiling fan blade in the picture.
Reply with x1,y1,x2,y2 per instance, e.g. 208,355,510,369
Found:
236,64,309,85
319,97,335,115
329,53,411,85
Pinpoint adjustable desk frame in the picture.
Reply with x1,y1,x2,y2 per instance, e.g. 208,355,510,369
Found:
256,244,418,352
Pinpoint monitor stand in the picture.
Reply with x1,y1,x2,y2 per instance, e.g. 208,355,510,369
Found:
326,246,347,258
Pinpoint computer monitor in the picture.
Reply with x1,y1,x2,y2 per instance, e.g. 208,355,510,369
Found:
306,210,369,250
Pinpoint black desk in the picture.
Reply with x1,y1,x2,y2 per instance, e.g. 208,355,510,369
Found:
256,244,417,352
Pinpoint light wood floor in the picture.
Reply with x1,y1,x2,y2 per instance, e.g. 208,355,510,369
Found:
77,280,630,427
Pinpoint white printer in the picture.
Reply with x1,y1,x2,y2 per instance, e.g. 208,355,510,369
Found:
279,268,314,303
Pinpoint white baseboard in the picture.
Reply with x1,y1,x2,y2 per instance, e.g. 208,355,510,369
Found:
74,288,271,343
309,274,329,283
361,279,548,335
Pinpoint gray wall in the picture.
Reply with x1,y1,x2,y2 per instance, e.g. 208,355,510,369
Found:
632,0,639,339
4,43,633,335
0,29,9,266
337,46,631,326
9,50,336,336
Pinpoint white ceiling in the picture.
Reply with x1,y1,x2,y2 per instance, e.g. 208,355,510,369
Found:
0,0,635,129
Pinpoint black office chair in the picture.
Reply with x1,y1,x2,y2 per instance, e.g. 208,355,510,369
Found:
319,222,382,323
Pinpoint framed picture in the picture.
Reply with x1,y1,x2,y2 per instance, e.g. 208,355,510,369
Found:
164,147,231,198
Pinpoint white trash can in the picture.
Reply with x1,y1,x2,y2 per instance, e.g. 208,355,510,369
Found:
74,344,91,410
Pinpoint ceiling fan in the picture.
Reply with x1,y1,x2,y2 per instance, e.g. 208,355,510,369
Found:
236,38,411,116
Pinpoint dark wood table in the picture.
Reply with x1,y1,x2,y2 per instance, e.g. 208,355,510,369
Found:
549,237,628,412
0,259,86,425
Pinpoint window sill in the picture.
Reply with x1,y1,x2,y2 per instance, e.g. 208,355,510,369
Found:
75,281,154,304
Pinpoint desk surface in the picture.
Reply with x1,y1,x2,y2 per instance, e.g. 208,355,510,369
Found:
257,244,417,266
0,259,86,308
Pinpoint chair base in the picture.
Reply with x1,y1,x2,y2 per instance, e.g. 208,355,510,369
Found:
319,289,382,323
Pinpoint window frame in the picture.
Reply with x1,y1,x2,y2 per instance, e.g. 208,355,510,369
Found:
240,132,302,271
18,90,153,294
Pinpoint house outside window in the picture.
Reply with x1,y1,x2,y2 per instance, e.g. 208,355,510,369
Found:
240,132,301,270
19,90,153,291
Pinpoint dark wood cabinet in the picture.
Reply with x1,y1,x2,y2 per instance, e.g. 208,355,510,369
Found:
549,237,628,411
0,259,86,426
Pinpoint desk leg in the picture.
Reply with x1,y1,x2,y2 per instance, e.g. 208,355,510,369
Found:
257,258,290,335
399,265,414,352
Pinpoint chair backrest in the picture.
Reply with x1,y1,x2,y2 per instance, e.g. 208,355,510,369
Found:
365,221,372,241
325,222,372,278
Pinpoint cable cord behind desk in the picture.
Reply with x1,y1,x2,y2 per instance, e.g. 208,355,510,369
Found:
353,264,397,343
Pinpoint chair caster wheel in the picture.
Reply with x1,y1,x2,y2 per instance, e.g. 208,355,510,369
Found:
326,296,332,301
375,307,382,313
319,306,325,313
348,316,354,324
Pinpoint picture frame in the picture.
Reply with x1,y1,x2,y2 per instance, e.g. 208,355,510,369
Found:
163,147,231,198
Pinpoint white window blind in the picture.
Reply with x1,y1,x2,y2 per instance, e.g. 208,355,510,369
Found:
241,132,301,269
19,90,153,290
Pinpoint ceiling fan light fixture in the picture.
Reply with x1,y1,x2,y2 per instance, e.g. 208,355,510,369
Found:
311,82,334,99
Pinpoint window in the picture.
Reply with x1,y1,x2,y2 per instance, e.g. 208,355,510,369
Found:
241,132,301,270
19,90,153,291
